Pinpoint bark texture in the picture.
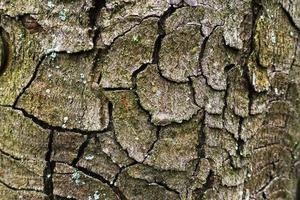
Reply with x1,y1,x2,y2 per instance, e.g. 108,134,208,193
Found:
0,0,299,199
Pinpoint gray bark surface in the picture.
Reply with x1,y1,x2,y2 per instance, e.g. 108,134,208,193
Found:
0,0,299,199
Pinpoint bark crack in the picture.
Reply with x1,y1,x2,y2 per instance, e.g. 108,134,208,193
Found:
89,0,106,46
44,130,54,200
12,53,47,107
130,176,180,196
112,161,139,186
192,111,206,177
198,24,225,91
142,126,161,162
0,148,22,161
75,165,128,200
71,135,91,166
0,105,112,135
195,170,215,199
0,180,43,193
151,6,178,65
279,3,300,33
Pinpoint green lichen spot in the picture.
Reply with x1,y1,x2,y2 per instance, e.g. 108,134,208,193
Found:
132,35,140,44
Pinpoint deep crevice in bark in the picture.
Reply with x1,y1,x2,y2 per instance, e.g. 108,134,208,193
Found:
153,5,198,85
224,64,236,73
0,27,9,75
198,24,225,92
44,130,54,200
43,161,55,200
243,0,264,113
194,170,215,199
103,98,142,164
131,63,157,127
193,111,206,177
98,15,160,52
71,136,91,166
112,161,139,186
236,117,246,158
152,6,177,65
142,126,161,162
188,77,201,109
0,0,299,199
106,101,115,133
297,178,300,200
89,0,106,46
12,53,47,108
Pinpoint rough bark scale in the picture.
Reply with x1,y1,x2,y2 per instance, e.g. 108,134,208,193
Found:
0,0,299,199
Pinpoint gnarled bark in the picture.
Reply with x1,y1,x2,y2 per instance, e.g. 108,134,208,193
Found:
0,0,299,199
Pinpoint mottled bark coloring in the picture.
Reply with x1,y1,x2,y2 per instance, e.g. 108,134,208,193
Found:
0,0,299,200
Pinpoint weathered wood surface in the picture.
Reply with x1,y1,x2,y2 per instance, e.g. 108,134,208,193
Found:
0,0,299,199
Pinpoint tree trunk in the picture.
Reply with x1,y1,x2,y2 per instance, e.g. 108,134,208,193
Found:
0,0,299,199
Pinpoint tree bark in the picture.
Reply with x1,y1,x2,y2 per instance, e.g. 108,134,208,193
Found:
0,0,299,199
